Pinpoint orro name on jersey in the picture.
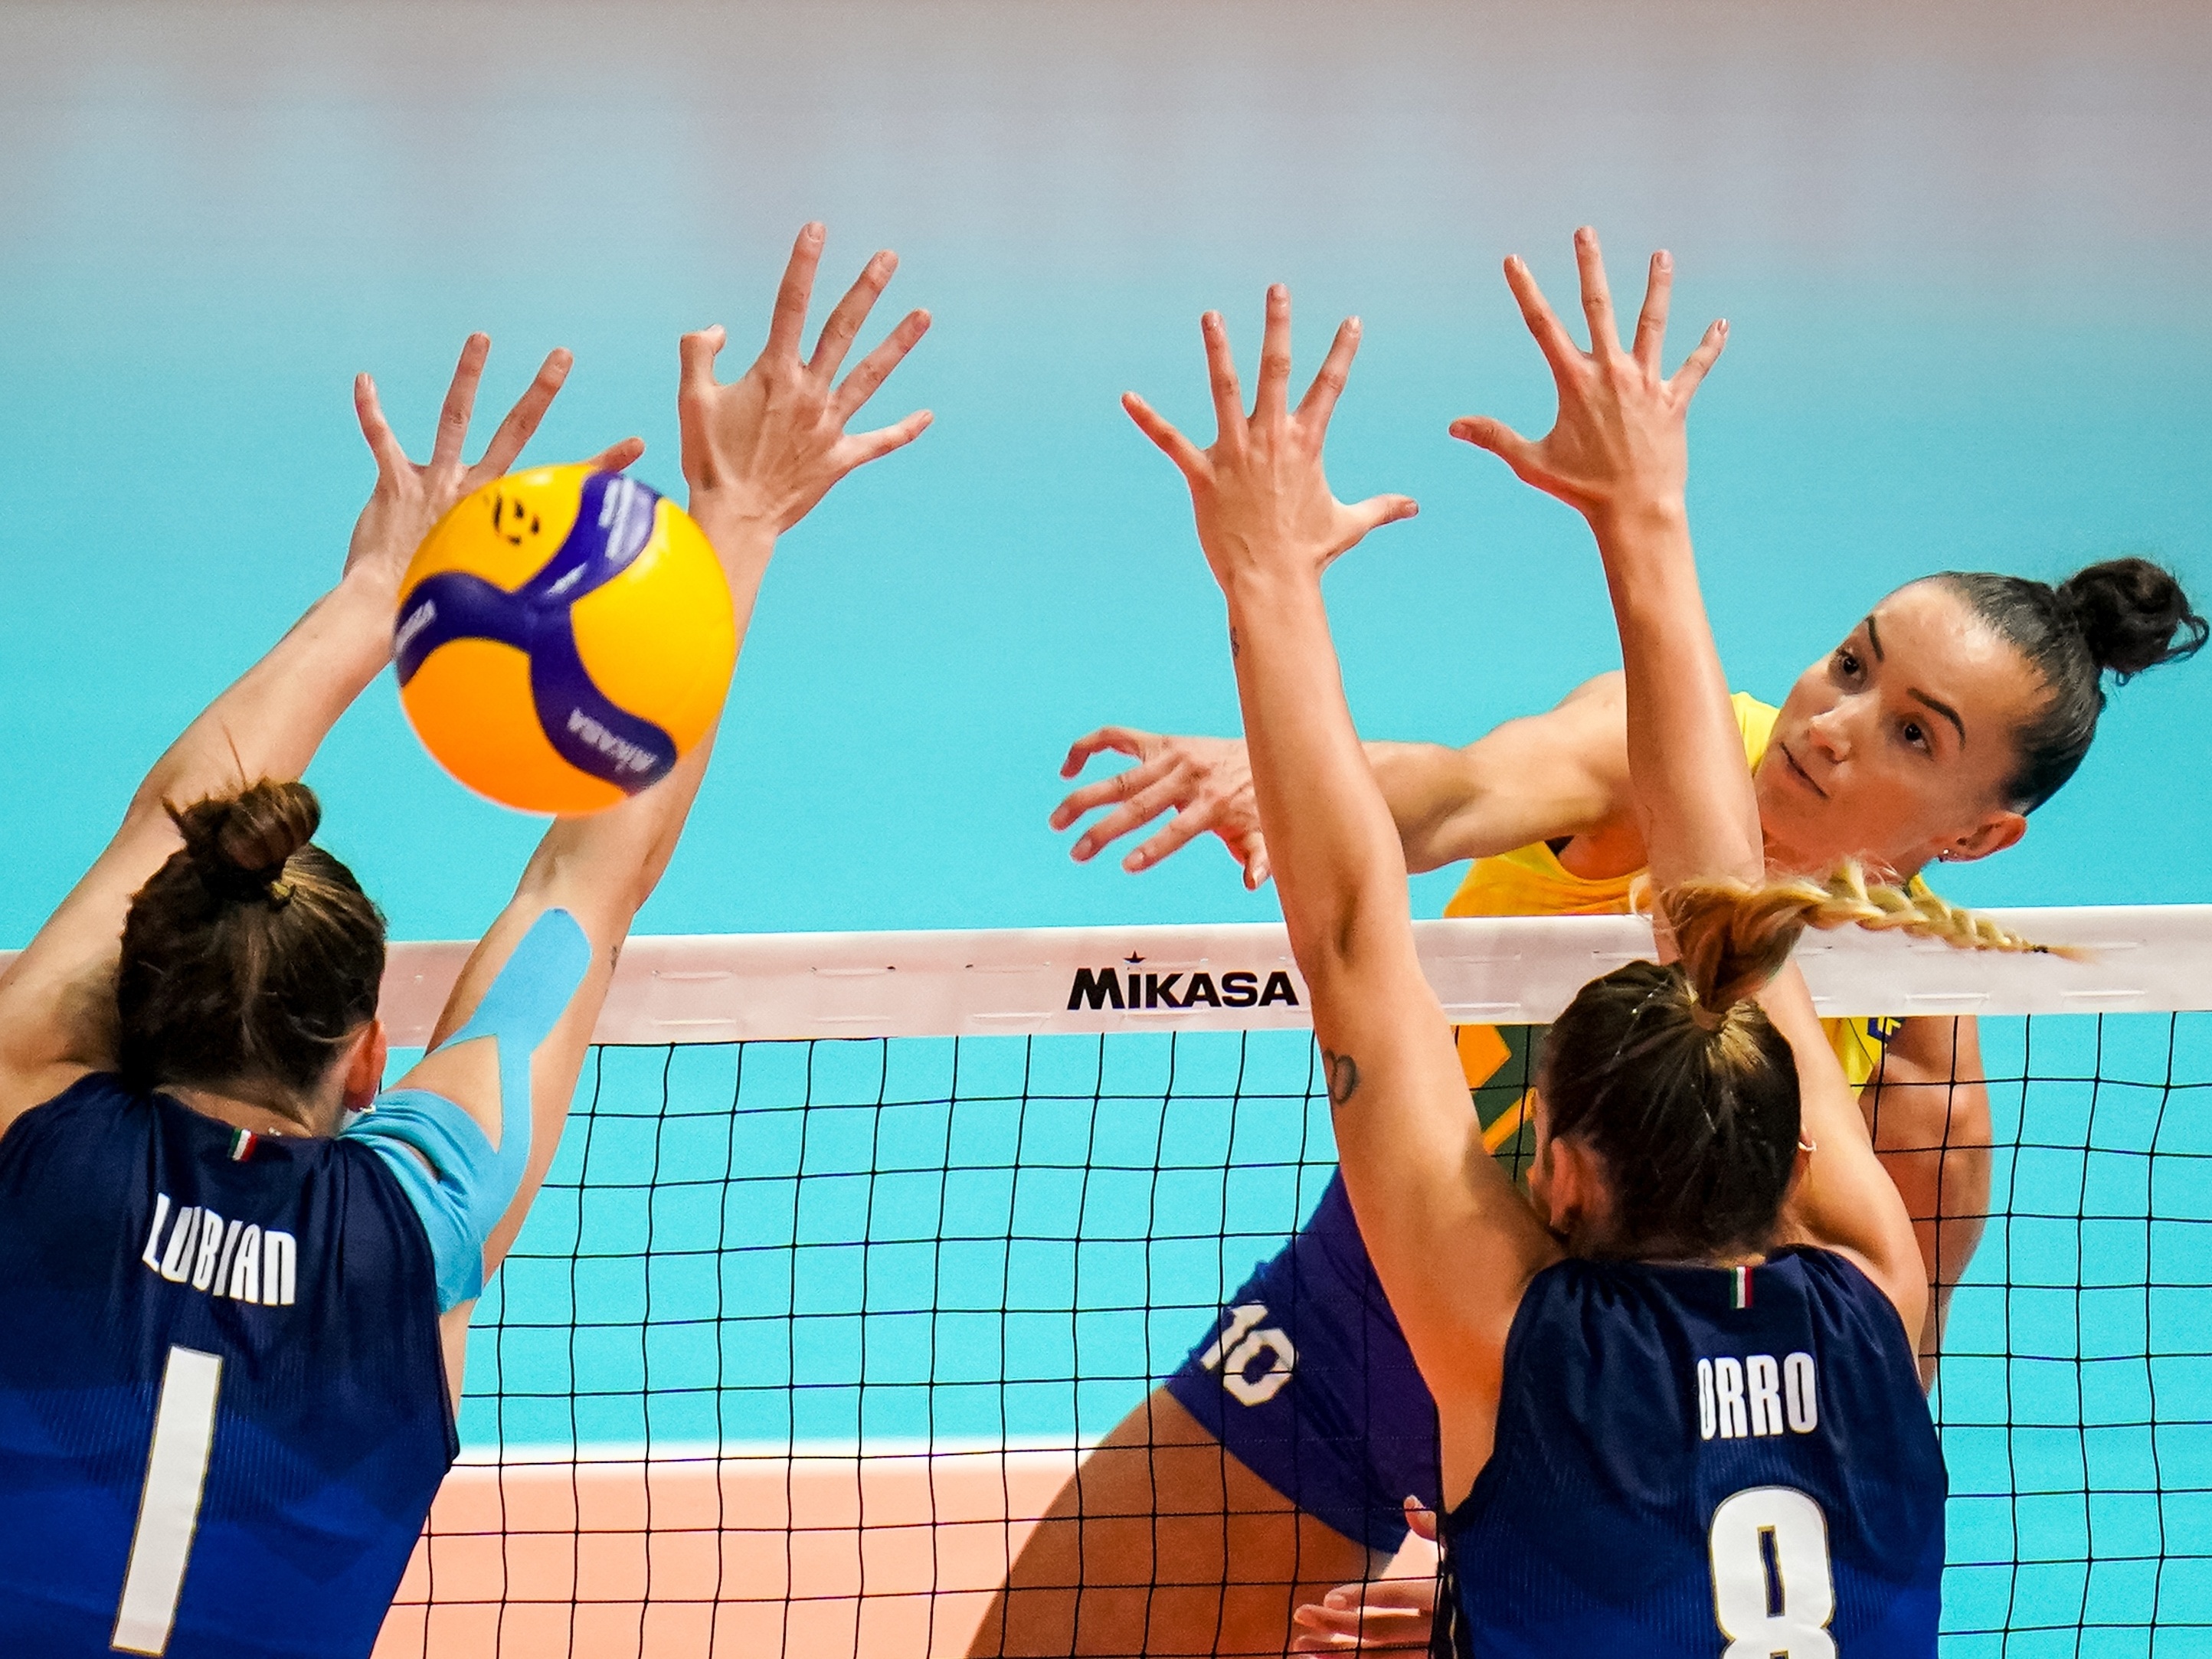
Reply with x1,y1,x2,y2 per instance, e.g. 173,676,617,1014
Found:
1697,1351,1817,1440
139,1191,297,1307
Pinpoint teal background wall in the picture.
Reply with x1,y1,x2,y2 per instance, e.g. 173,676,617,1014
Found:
2,1,2207,947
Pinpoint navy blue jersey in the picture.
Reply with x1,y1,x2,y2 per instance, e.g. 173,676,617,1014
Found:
0,1075,454,1657
1435,1248,1945,1658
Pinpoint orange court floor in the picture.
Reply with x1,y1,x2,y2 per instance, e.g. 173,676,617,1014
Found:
374,1448,1081,1659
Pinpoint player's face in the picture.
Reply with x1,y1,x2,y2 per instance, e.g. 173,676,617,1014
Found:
1755,581,2043,881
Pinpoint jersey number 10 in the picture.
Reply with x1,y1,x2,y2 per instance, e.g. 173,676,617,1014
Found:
1710,1486,1837,1659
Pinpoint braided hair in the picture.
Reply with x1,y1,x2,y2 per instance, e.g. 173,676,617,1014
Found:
1540,864,2053,1260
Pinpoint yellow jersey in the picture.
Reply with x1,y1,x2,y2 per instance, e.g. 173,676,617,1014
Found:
1441,693,1901,1157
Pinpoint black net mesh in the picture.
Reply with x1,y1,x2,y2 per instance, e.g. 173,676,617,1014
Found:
377,1009,2212,1657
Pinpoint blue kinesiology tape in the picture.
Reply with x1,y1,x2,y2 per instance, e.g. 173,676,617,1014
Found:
342,907,593,1311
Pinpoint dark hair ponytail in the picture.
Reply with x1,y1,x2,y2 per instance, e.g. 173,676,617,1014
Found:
116,779,386,1105
1938,558,2205,812
1540,868,2055,1261
1540,900,1805,1260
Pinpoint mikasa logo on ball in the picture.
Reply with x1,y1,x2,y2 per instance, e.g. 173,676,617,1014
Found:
565,708,663,776
393,597,437,659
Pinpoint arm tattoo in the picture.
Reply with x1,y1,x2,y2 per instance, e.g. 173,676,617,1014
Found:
1229,625,1241,660
1322,1048,1360,1106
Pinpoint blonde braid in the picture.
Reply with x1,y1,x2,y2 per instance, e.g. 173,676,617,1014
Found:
1658,861,2070,1022
1785,862,2064,957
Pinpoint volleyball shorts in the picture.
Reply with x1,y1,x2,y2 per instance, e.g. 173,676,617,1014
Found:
1163,1173,1441,1554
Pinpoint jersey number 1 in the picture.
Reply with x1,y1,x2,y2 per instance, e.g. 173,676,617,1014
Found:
113,1345,223,1657
1709,1486,1837,1659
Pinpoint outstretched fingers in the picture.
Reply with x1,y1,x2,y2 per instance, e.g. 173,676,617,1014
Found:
468,348,574,483
1448,413,1539,476
1239,837,1271,890
1347,492,1419,538
1057,725,1150,783
1501,256,1583,375
1631,251,1673,373
1669,317,1729,399
583,436,647,473
430,332,492,468
836,407,934,470
764,222,827,362
1572,225,1621,357
811,250,896,381
1121,392,1206,476
1126,806,1219,872
832,308,932,423
679,325,728,396
1253,283,1294,422
353,374,411,480
1297,316,1362,426
1052,750,1177,835
1201,311,1246,445
1067,767,1190,864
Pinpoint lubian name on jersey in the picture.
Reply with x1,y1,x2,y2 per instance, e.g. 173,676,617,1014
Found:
138,1191,297,1307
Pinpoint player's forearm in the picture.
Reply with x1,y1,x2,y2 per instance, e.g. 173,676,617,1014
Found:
1226,572,1413,987
1590,502,1762,893
514,517,769,936
1366,741,1488,872
1368,733,1614,873
130,564,398,818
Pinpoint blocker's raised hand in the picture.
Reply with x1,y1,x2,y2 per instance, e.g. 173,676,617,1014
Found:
1124,284,1416,590
679,222,933,538
1450,227,1725,524
348,335,645,591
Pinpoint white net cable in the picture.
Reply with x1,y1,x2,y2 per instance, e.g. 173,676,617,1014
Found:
371,906,2212,1045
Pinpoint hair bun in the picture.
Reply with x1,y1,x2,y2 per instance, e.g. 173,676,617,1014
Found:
169,780,322,892
2057,558,2208,682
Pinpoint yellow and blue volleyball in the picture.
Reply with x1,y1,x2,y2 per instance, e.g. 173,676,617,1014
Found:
394,465,735,815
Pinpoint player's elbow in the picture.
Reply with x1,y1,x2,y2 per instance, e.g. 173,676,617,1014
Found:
1286,883,1412,999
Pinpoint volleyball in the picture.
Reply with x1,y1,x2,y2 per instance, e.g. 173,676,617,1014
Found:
394,465,735,814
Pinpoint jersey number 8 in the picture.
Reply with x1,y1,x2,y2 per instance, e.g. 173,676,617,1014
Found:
1709,1486,1837,1659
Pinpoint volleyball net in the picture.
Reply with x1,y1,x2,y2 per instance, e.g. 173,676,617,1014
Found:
368,908,2212,1658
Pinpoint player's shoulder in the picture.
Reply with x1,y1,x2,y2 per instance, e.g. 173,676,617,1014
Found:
1512,1247,1897,1346
0,1068,149,1147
